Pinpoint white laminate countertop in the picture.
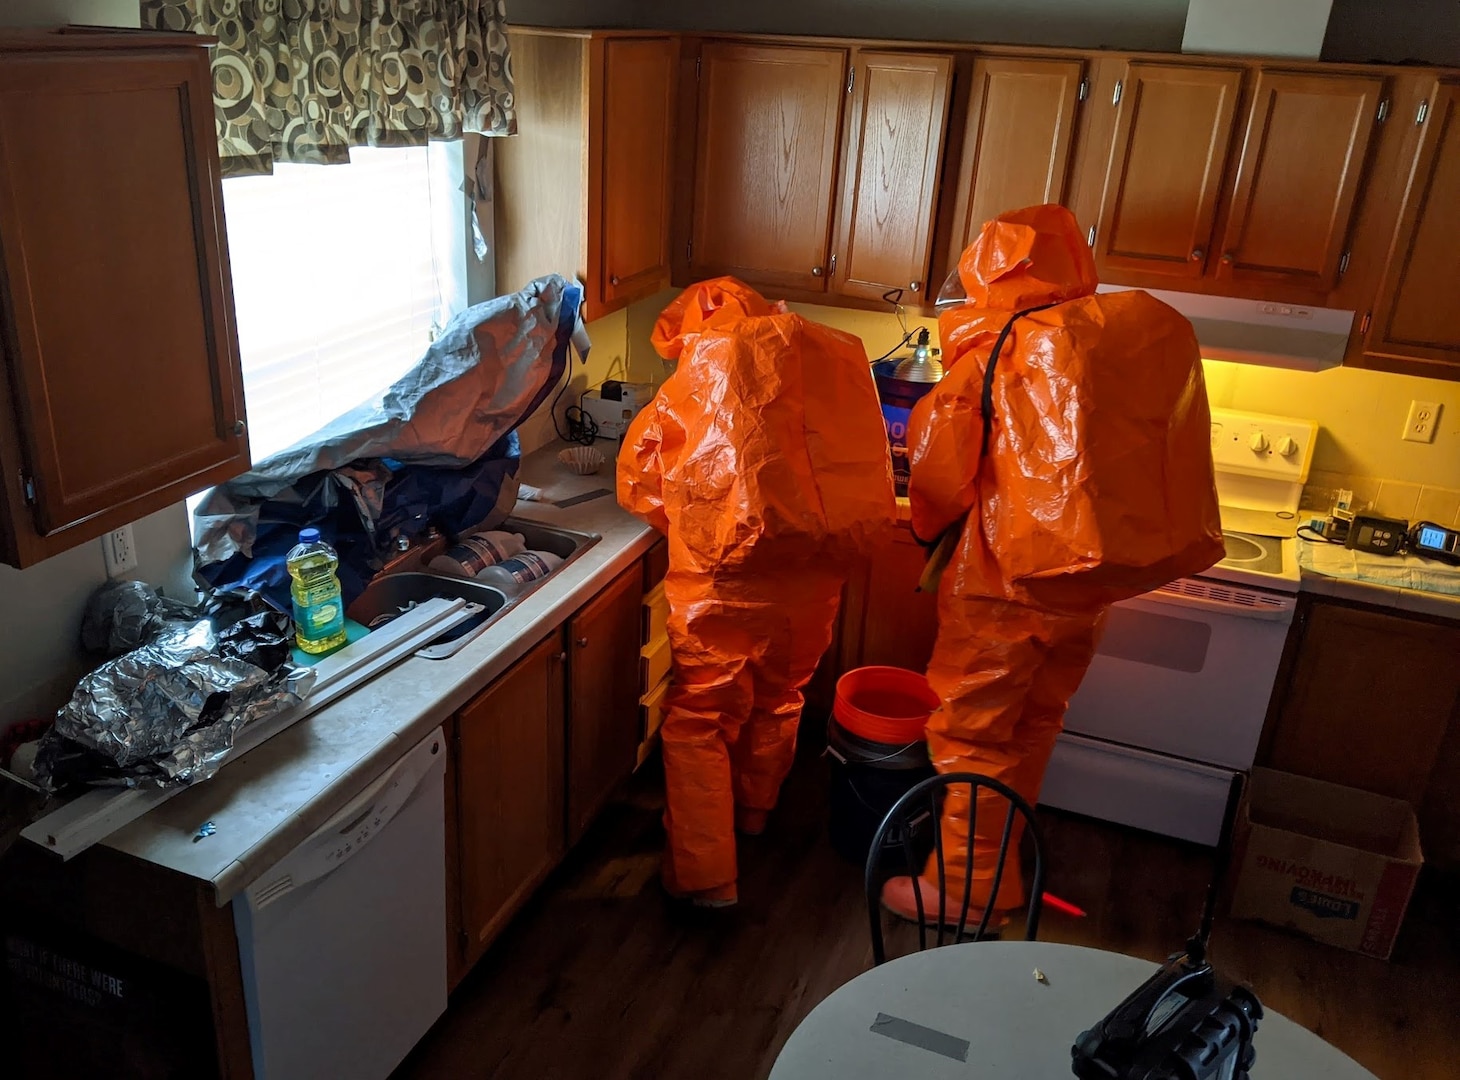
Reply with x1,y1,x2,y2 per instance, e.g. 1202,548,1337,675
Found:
105,443,655,904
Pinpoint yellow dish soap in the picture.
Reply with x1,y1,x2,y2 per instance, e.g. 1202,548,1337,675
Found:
287,527,347,655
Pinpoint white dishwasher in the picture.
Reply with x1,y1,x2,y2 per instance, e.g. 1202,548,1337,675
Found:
233,727,448,1080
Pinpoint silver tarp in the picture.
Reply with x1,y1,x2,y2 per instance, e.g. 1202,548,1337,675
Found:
194,274,583,565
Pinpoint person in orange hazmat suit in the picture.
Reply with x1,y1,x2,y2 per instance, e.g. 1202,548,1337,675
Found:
881,204,1225,925
618,277,896,906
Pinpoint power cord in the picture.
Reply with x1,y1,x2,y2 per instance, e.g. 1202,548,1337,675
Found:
1297,524,1345,545
549,363,599,445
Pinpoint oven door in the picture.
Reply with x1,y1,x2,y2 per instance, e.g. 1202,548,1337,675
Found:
1061,578,1297,769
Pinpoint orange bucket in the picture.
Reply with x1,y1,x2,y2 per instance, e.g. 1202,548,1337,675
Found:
833,666,940,744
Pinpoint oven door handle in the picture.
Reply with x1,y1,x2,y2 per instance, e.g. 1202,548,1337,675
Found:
1148,586,1296,621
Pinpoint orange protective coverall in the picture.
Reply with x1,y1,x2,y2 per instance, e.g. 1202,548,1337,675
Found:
906,205,1224,912
619,278,896,900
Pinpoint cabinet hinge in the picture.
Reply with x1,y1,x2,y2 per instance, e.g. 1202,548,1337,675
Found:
1376,98,1390,123
846,67,855,95
686,238,693,264
695,55,701,82
1360,311,1372,335
1338,250,1351,277
19,471,35,505
1077,78,1089,102
1087,225,1097,248
1416,99,1430,125
1112,79,1123,107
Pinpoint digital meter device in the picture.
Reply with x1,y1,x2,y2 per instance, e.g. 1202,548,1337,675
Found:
1409,520,1460,565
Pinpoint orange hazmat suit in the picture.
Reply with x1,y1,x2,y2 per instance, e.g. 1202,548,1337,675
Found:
618,278,897,902
903,205,1224,916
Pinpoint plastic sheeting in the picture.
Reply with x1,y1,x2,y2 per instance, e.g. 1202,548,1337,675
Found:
619,277,896,898
194,275,584,610
906,205,1224,912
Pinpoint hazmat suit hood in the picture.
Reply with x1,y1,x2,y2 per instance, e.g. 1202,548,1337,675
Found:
620,277,896,575
910,204,1224,612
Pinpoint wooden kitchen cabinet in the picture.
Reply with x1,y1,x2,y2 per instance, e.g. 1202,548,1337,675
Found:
838,524,940,675
1263,600,1460,806
1093,61,1244,281
567,564,645,842
688,42,848,294
1362,80,1460,378
1214,70,1385,296
496,29,677,319
0,32,248,568
946,56,1086,267
831,51,953,302
453,632,567,976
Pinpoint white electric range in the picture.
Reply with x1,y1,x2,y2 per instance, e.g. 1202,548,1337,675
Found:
1038,409,1318,845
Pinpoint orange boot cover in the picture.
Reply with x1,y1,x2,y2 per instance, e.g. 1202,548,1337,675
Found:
907,205,1225,910
619,277,896,895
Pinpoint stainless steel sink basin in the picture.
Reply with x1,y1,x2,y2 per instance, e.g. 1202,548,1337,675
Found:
347,574,510,659
349,517,601,659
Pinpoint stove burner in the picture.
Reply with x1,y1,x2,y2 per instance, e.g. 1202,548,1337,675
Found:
1222,534,1267,564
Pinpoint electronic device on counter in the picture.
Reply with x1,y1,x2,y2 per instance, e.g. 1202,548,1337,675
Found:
1410,520,1460,565
1071,775,1262,1080
1344,513,1408,556
580,381,654,441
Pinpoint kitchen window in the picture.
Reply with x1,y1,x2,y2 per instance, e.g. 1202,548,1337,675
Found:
220,144,470,465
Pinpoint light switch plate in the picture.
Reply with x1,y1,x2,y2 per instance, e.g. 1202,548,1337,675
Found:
1403,400,1441,443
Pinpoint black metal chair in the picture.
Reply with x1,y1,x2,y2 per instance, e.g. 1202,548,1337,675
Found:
865,772,1046,964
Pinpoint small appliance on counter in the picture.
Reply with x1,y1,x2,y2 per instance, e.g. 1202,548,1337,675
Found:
873,328,944,495
581,380,653,441
1041,408,1319,845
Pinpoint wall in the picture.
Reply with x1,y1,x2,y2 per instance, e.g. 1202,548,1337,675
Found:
759,299,1460,500
1323,0,1460,66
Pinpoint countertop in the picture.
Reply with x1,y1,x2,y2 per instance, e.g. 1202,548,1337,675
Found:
105,443,656,904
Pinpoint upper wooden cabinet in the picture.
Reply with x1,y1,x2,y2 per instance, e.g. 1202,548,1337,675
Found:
496,29,677,318
831,51,953,302
0,34,248,568
1094,62,1244,281
1089,60,1390,300
947,56,1086,266
1363,80,1460,377
1215,70,1385,293
688,42,848,294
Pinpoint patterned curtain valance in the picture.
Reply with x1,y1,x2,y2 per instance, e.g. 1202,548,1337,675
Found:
142,1,517,177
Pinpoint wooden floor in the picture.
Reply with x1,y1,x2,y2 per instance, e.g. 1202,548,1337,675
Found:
396,745,1460,1080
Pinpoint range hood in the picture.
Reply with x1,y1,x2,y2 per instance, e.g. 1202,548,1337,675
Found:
1095,284,1354,371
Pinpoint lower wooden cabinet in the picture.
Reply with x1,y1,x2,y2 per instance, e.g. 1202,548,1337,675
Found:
838,523,940,675
1260,597,1460,866
568,564,646,842
451,632,567,980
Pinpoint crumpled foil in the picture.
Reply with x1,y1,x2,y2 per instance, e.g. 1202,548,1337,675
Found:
36,599,315,792
79,580,197,658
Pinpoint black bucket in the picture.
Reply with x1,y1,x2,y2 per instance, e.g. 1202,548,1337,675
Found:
826,717,935,868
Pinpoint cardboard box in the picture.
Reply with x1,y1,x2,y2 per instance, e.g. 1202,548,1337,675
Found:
1230,768,1423,960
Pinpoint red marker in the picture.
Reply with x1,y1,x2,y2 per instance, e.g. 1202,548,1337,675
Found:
1042,892,1087,918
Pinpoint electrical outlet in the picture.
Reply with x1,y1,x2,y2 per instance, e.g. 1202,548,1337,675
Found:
1402,400,1441,444
102,524,138,577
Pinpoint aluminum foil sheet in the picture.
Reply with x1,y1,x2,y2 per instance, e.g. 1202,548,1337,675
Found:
36,621,314,791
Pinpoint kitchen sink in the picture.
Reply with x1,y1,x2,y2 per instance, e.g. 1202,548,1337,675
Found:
348,517,601,659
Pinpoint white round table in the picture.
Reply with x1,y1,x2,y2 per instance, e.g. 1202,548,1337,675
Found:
769,941,1377,1079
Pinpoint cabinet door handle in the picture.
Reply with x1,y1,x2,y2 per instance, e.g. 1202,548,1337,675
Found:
810,266,823,277
575,636,589,648
232,419,247,437
609,274,620,286
909,281,921,292
553,651,567,663
1190,247,1205,262
1220,251,1235,265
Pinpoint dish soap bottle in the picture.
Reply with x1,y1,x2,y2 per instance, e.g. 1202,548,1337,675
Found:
287,527,347,655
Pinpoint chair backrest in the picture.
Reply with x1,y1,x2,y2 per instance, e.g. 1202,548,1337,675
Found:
865,772,1045,965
